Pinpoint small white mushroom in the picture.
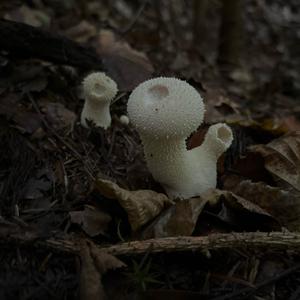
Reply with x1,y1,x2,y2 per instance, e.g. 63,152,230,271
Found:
81,72,118,129
119,115,130,125
127,77,233,199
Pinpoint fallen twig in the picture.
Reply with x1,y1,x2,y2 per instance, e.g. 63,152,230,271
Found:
2,230,300,257
102,231,300,256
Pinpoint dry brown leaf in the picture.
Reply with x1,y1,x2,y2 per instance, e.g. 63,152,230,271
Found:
280,116,300,132
144,187,279,238
41,102,76,131
251,116,300,136
142,196,209,238
80,241,125,300
204,88,243,124
221,190,271,216
96,30,154,91
224,178,300,231
208,189,280,231
64,20,97,43
80,243,104,300
70,205,112,237
95,179,172,231
4,5,51,27
90,245,126,273
250,132,300,191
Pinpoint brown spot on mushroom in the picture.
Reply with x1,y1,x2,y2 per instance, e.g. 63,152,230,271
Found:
148,84,169,101
94,83,105,95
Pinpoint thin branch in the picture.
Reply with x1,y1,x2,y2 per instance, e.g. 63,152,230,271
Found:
2,231,300,257
102,231,300,256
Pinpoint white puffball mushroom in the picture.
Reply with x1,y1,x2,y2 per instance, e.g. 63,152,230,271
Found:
119,115,130,125
81,72,118,129
127,77,233,199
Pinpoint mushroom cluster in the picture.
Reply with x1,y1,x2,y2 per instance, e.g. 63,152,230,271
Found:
127,77,233,199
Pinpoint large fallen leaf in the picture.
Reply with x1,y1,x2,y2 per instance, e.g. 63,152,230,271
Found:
224,177,300,231
64,20,97,43
80,241,125,300
96,30,154,91
142,187,279,238
142,196,209,238
70,205,112,237
95,179,172,231
250,132,300,191
214,189,280,231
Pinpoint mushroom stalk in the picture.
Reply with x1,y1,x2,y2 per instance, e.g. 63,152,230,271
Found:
196,123,233,160
142,133,231,199
141,136,196,199
81,100,111,129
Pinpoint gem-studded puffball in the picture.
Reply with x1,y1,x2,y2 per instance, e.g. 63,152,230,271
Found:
81,72,118,128
127,77,205,139
127,77,233,199
83,72,117,103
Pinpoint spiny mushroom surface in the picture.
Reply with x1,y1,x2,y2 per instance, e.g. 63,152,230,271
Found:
127,77,233,199
81,72,118,129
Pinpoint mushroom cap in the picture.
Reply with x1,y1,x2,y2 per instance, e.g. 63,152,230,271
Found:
119,114,130,125
127,77,205,139
83,72,118,102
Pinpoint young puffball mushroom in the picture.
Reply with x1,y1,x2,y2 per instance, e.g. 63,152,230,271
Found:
119,115,130,125
81,72,118,129
127,77,233,199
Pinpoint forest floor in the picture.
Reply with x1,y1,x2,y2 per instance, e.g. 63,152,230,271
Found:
0,1,300,299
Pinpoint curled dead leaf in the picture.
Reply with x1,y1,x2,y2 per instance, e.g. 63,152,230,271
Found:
142,196,209,238
64,20,97,43
96,30,154,91
250,131,300,192
224,177,300,231
143,188,279,238
80,243,104,300
209,189,280,231
70,205,112,237
95,179,172,231
80,241,125,300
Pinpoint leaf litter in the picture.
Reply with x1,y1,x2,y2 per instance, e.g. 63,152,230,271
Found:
0,0,300,299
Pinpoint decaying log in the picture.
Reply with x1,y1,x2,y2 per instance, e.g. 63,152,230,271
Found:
0,19,102,69
1,229,300,256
